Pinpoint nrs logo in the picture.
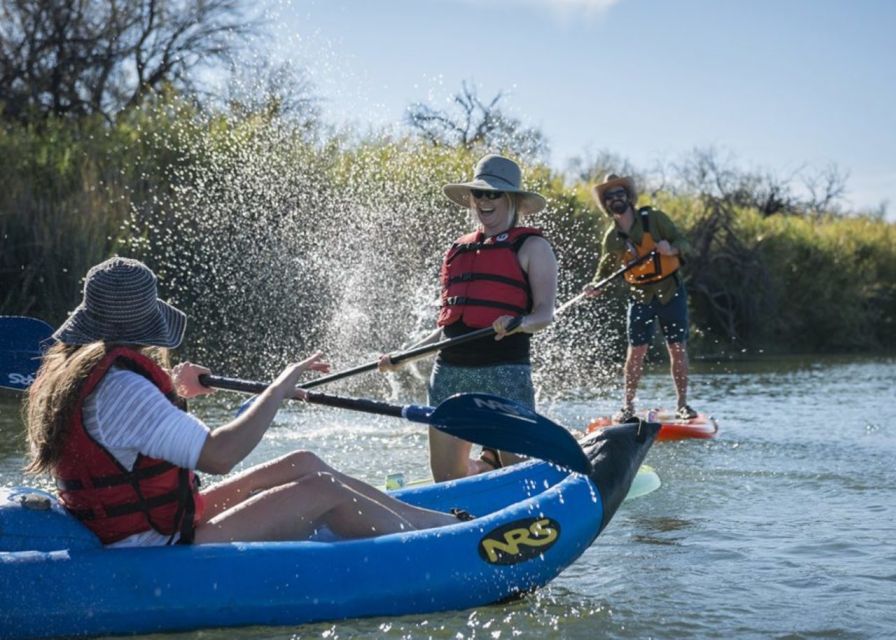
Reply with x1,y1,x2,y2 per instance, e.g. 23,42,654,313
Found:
479,517,560,565
471,396,532,419
7,373,35,388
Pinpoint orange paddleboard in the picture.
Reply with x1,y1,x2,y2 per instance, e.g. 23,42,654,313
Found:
587,410,718,441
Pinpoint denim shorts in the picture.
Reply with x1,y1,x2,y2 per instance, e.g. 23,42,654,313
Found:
428,361,535,408
627,283,690,346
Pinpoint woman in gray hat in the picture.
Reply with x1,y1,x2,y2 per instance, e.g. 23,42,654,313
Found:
379,154,558,481
25,258,461,547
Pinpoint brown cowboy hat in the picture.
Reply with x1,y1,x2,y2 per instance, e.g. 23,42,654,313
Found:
591,173,637,216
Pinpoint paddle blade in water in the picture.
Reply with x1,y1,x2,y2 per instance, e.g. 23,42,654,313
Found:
429,393,591,475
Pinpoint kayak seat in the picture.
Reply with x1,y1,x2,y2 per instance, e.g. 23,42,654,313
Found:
0,487,101,552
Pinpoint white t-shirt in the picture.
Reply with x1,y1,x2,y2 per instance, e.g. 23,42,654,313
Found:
82,366,210,547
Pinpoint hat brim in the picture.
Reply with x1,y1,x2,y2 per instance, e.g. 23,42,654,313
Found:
443,180,547,216
53,300,187,348
592,176,637,216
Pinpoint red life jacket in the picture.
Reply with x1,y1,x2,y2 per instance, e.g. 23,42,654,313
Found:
622,209,681,285
53,347,204,545
437,226,543,329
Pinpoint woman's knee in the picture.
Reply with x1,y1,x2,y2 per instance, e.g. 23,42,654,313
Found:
293,471,352,498
272,449,329,475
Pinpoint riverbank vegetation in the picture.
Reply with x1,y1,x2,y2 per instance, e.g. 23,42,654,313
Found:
2,1,893,374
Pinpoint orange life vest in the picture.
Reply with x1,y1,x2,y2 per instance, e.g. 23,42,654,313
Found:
53,347,204,545
622,209,681,285
437,227,542,329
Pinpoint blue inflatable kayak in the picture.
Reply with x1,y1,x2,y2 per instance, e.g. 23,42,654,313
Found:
0,422,658,639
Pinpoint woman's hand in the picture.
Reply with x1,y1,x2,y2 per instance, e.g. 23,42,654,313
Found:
377,353,401,372
300,352,331,373
171,362,215,398
493,315,524,341
271,352,330,399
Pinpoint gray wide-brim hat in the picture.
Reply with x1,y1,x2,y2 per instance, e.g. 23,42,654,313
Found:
443,154,547,216
53,257,187,348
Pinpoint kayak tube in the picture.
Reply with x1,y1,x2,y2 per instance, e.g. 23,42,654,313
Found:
0,422,658,639
588,410,718,441
384,464,661,501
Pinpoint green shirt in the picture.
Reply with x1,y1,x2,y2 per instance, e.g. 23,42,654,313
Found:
592,206,690,305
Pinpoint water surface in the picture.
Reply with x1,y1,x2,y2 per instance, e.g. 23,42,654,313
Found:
2,355,893,639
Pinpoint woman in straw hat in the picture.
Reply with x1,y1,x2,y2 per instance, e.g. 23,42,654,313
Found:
585,173,697,422
379,154,558,481
25,258,462,547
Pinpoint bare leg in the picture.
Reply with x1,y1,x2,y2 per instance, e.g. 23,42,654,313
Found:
199,450,333,521
306,459,462,528
201,450,456,530
623,344,649,410
429,426,477,481
195,472,456,544
493,451,524,467
667,341,689,408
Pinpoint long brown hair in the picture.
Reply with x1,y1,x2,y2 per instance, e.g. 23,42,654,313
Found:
24,342,171,475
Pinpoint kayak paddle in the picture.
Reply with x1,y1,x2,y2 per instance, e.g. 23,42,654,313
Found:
301,250,656,390
0,316,590,474
0,316,54,391
297,316,525,390
233,253,657,413
555,250,657,315
199,373,591,475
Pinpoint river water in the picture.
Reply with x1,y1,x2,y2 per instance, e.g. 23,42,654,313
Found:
1,354,894,639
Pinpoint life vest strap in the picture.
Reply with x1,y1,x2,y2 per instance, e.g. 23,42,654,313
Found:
71,487,182,520
444,296,527,315
448,231,541,261
174,468,198,545
56,459,176,491
446,272,528,290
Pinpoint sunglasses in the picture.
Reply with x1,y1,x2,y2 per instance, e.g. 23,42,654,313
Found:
602,187,629,201
470,189,505,200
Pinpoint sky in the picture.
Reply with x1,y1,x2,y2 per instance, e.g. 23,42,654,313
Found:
260,0,895,217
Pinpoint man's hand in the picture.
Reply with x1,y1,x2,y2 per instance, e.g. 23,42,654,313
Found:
655,240,678,256
583,283,605,298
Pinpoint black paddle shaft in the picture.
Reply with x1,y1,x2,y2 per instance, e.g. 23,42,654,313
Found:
198,374,406,418
297,316,524,389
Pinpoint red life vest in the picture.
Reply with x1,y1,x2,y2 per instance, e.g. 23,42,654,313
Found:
53,347,204,545
622,209,681,285
437,226,543,329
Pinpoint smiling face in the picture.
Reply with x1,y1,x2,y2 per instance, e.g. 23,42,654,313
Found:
602,186,630,215
471,189,514,235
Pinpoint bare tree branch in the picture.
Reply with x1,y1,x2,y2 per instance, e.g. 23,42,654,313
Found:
405,81,548,162
0,0,260,122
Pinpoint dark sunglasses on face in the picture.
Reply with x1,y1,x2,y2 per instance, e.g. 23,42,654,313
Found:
603,187,628,201
470,189,505,200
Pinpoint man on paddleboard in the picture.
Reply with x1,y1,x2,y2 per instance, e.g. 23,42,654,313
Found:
584,173,697,423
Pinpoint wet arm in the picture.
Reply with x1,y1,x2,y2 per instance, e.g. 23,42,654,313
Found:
519,236,558,332
654,211,691,257
196,356,326,474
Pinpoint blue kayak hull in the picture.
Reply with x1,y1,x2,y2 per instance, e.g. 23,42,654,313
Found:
0,423,658,639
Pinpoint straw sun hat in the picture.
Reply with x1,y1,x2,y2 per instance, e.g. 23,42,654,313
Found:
592,173,637,216
53,257,187,348
443,154,546,216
